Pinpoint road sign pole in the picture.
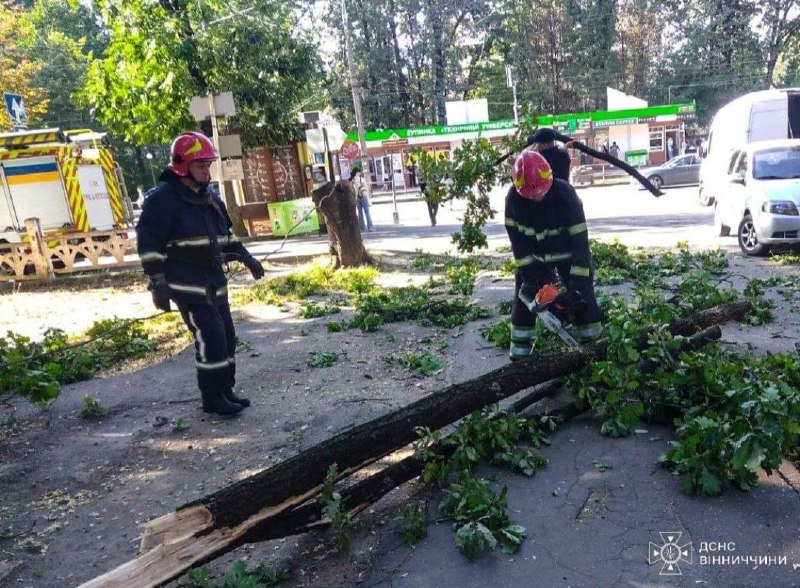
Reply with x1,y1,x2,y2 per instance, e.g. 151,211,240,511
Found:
207,92,227,205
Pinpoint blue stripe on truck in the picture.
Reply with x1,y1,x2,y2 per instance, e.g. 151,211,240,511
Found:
4,163,59,176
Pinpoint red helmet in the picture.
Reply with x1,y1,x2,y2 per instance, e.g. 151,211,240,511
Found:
168,132,217,176
512,150,554,200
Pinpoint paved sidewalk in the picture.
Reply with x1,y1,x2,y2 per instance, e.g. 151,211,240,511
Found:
364,417,800,587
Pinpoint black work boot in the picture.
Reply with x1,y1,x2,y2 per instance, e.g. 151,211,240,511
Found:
224,389,250,408
201,390,244,416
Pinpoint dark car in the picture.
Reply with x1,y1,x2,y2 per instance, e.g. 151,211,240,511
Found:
631,154,701,190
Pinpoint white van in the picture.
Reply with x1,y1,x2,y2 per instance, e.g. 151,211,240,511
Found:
699,88,800,206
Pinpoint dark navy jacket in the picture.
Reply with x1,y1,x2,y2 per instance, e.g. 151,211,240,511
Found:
136,169,252,305
504,179,593,293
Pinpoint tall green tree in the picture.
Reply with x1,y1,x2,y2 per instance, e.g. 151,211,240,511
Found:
81,0,322,146
0,1,49,132
24,0,108,129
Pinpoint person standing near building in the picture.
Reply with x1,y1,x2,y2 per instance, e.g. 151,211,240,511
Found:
136,132,265,417
351,165,374,232
504,150,602,360
609,141,621,160
419,180,438,226
527,127,572,182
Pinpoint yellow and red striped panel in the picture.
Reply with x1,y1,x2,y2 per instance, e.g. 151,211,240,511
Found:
0,147,59,160
57,147,89,232
97,148,124,226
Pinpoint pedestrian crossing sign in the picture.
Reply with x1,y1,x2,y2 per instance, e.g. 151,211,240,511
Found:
4,92,28,130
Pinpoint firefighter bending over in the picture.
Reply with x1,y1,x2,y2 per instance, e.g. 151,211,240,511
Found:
505,150,602,360
136,132,265,416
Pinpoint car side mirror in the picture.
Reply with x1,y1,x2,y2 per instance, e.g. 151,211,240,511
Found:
730,173,746,185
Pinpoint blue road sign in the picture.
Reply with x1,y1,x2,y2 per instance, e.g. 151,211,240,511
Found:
4,93,28,129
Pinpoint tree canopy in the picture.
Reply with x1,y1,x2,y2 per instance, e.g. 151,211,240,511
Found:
80,0,322,146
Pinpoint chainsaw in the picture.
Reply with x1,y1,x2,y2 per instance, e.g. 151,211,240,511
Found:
517,283,583,348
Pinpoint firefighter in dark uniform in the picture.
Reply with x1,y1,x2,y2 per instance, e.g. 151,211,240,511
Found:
527,127,572,182
505,150,601,360
136,132,265,416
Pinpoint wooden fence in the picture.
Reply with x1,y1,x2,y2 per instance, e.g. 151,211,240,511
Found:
0,218,139,282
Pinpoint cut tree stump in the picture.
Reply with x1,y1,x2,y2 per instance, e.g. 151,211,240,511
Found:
80,304,746,587
311,181,372,268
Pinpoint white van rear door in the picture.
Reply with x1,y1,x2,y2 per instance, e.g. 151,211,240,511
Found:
749,98,788,141
1,157,73,230
76,165,115,230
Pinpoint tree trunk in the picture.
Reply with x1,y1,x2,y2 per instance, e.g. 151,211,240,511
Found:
82,305,746,587
312,181,371,268
387,0,410,127
426,0,447,124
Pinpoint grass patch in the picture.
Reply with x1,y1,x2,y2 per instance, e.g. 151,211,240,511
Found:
242,260,379,305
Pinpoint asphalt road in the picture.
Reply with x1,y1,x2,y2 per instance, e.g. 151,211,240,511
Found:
246,182,730,264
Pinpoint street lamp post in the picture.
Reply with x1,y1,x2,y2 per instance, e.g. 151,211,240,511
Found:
145,151,156,188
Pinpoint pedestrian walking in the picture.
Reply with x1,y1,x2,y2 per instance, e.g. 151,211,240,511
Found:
136,132,265,416
352,165,374,232
419,180,438,226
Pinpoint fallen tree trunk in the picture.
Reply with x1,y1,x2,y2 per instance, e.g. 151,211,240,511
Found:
81,306,745,587
256,325,723,541
245,325,723,543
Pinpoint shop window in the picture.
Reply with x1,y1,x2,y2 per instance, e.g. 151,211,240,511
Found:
649,129,664,152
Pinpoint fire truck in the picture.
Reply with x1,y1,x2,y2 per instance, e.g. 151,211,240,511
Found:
0,128,132,243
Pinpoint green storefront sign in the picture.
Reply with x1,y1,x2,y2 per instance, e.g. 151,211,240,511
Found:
346,102,696,144
268,198,320,237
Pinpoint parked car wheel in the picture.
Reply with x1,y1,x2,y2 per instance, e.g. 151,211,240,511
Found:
738,213,770,256
714,203,731,237
698,187,714,207
647,175,663,190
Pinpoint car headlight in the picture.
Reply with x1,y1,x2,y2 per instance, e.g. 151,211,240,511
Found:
763,201,799,216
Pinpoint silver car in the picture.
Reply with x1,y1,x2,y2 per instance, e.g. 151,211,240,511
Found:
714,139,800,256
632,154,701,190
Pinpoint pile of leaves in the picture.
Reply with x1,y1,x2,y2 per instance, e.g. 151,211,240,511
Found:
0,319,158,407
350,286,489,332
590,239,729,285
413,407,550,558
569,270,800,496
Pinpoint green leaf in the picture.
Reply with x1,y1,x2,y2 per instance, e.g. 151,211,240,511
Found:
743,443,765,472
698,468,724,496
454,522,497,559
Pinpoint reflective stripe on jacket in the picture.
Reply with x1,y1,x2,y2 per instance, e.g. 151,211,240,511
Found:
136,169,252,305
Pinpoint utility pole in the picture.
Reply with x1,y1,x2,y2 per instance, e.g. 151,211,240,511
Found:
340,0,390,216
207,92,226,204
506,66,519,125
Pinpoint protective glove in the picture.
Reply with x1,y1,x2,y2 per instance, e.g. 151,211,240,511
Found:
243,255,265,280
554,289,587,313
149,274,172,312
